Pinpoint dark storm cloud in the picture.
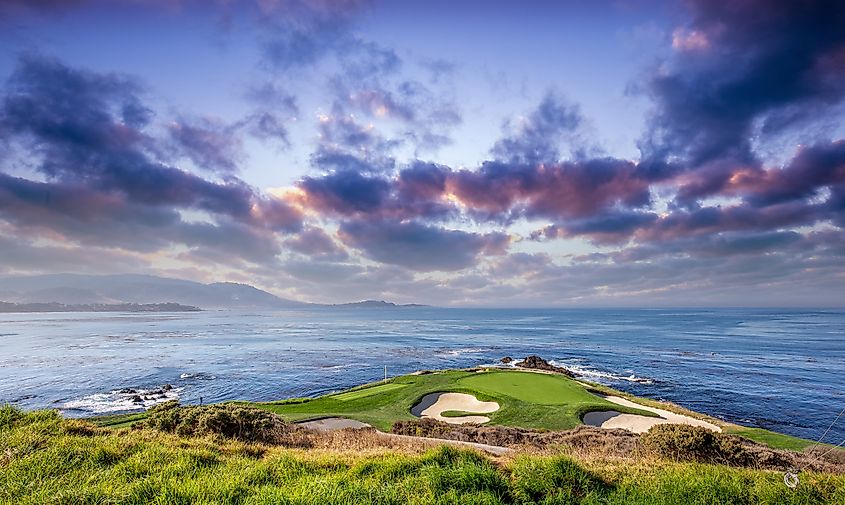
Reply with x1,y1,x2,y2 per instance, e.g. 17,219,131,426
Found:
338,219,509,272
641,0,845,168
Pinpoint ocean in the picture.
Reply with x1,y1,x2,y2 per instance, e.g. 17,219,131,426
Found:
1,307,843,443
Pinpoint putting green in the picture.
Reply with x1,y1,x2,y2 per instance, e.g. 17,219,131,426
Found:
256,369,657,431
457,371,596,405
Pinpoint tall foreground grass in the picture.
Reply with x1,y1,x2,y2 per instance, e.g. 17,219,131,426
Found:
1,406,843,504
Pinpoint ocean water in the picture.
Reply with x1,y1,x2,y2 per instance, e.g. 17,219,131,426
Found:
1,308,843,443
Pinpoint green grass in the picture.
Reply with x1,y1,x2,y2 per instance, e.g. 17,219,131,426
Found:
440,410,481,418
457,372,597,405
257,369,657,431
724,427,821,451
87,411,149,429
331,382,408,401
2,407,843,505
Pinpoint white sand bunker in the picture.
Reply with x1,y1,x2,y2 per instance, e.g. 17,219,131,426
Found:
583,395,722,434
411,392,500,424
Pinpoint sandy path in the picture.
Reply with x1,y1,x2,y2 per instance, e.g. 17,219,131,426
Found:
299,417,371,431
411,392,500,424
380,433,511,456
582,395,722,434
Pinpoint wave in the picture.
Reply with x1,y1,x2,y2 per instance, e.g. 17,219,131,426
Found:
179,372,216,380
556,362,654,384
62,385,182,414
438,348,487,357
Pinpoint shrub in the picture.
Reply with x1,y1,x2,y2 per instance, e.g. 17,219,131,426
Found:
642,424,792,468
642,424,720,462
141,401,309,446
391,419,639,456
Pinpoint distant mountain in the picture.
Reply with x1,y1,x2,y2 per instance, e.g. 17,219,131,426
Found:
332,300,429,308
0,302,201,313
0,274,307,310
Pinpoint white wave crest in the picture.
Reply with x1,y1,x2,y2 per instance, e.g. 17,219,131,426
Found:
557,363,654,384
63,386,182,414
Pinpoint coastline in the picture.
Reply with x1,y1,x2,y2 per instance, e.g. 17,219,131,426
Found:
83,364,831,453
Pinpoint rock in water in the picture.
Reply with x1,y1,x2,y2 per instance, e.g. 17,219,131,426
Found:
501,356,513,364
516,355,575,377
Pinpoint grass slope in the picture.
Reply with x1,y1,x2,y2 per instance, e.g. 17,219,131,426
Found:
2,407,843,505
258,369,657,431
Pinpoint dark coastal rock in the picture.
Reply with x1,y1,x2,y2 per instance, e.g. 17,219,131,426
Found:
131,395,143,403
501,357,513,364
516,355,575,377
162,384,173,391
119,388,137,394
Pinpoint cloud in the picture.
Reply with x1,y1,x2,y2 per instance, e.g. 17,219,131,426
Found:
640,0,845,167
284,226,348,261
168,117,243,173
2,3,845,306
338,220,509,271
447,158,651,222
0,54,302,269
491,92,585,164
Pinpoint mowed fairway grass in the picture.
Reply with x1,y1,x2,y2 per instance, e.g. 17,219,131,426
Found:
257,369,656,431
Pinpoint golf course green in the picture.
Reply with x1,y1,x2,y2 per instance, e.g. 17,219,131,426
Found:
88,366,824,451
256,368,657,431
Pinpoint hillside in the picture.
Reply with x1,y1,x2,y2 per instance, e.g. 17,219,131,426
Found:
5,367,844,503
0,302,201,313
0,274,307,309
0,274,426,310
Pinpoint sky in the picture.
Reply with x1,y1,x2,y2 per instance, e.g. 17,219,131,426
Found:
0,0,844,307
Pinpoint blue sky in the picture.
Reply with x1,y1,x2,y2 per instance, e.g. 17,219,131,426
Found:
0,0,844,307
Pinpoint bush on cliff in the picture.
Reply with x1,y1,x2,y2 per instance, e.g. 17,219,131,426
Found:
141,400,308,445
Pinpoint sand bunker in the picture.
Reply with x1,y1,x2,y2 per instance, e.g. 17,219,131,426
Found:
411,392,500,424
582,395,722,434
299,417,371,431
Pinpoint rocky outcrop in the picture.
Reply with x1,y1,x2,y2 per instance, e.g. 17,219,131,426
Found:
516,355,575,377
500,357,513,364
